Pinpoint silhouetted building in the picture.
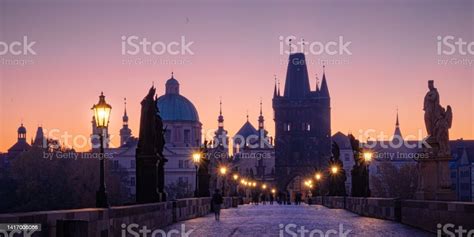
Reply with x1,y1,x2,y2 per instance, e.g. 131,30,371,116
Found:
157,73,202,198
273,52,331,196
7,123,31,160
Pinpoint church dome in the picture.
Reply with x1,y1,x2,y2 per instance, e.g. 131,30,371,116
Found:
156,74,199,122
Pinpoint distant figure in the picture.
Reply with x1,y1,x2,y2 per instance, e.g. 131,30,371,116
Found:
211,189,223,221
270,194,274,205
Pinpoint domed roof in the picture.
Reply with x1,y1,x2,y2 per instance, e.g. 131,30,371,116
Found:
156,74,199,122
157,94,199,122
18,124,26,134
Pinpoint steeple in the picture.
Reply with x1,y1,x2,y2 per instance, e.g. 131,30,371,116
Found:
283,53,311,98
319,65,330,98
258,99,264,130
33,126,44,147
218,98,224,129
123,98,129,126
120,98,132,146
392,109,403,141
277,79,281,96
315,74,320,92
273,75,278,98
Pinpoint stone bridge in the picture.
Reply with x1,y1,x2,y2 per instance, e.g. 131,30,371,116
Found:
0,197,473,236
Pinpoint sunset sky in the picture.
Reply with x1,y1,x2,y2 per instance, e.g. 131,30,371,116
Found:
0,0,473,152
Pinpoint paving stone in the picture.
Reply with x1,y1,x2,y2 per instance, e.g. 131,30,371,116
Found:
163,204,433,237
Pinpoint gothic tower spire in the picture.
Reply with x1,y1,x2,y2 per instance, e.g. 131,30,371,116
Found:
319,65,330,98
392,108,403,141
283,53,311,98
120,97,132,146
258,99,264,130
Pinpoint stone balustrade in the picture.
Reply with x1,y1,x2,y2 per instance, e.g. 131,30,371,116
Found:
314,196,474,233
0,196,240,237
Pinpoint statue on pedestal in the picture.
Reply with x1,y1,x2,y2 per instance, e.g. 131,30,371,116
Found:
416,80,455,200
136,86,167,203
423,80,453,156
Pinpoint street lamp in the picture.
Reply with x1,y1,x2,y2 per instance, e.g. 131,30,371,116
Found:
315,172,322,181
219,166,228,195
262,184,267,190
92,92,111,208
331,165,339,175
192,151,201,197
363,151,373,197
233,174,239,181
363,151,373,163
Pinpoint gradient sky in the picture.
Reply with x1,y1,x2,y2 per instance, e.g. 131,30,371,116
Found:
0,0,473,152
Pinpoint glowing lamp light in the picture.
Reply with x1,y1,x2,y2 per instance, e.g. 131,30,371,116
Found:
315,173,322,181
271,189,276,194
331,166,339,174
233,174,239,180
192,152,201,163
219,166,227,175
262,184,267,189
92,92,112,129
364,152,373,163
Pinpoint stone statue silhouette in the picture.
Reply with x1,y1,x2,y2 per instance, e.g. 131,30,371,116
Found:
136,86,167,203
423,80,452,156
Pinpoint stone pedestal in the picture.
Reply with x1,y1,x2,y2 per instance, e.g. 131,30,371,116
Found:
415,139,456,201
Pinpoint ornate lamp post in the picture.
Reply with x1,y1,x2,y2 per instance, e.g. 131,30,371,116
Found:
363,151,373,197
232,174,239,196
192,151,202,197
91,92,111,208
219,166,227,195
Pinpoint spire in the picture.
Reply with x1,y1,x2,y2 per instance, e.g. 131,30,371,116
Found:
396,108,399,126
122,98,129,124
392,108,403,141
258,99,264,130
246,110,249,122
219,98,222,116
315,74,320,92
283,53,311,98
273,75,278,98
319,65,330,98
218,98,224,128
277,79,281,96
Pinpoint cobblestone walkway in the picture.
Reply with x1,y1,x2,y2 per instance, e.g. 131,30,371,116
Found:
164,204,433,237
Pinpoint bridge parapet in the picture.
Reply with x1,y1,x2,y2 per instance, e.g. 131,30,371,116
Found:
312,196,474,233
0,197,240,237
